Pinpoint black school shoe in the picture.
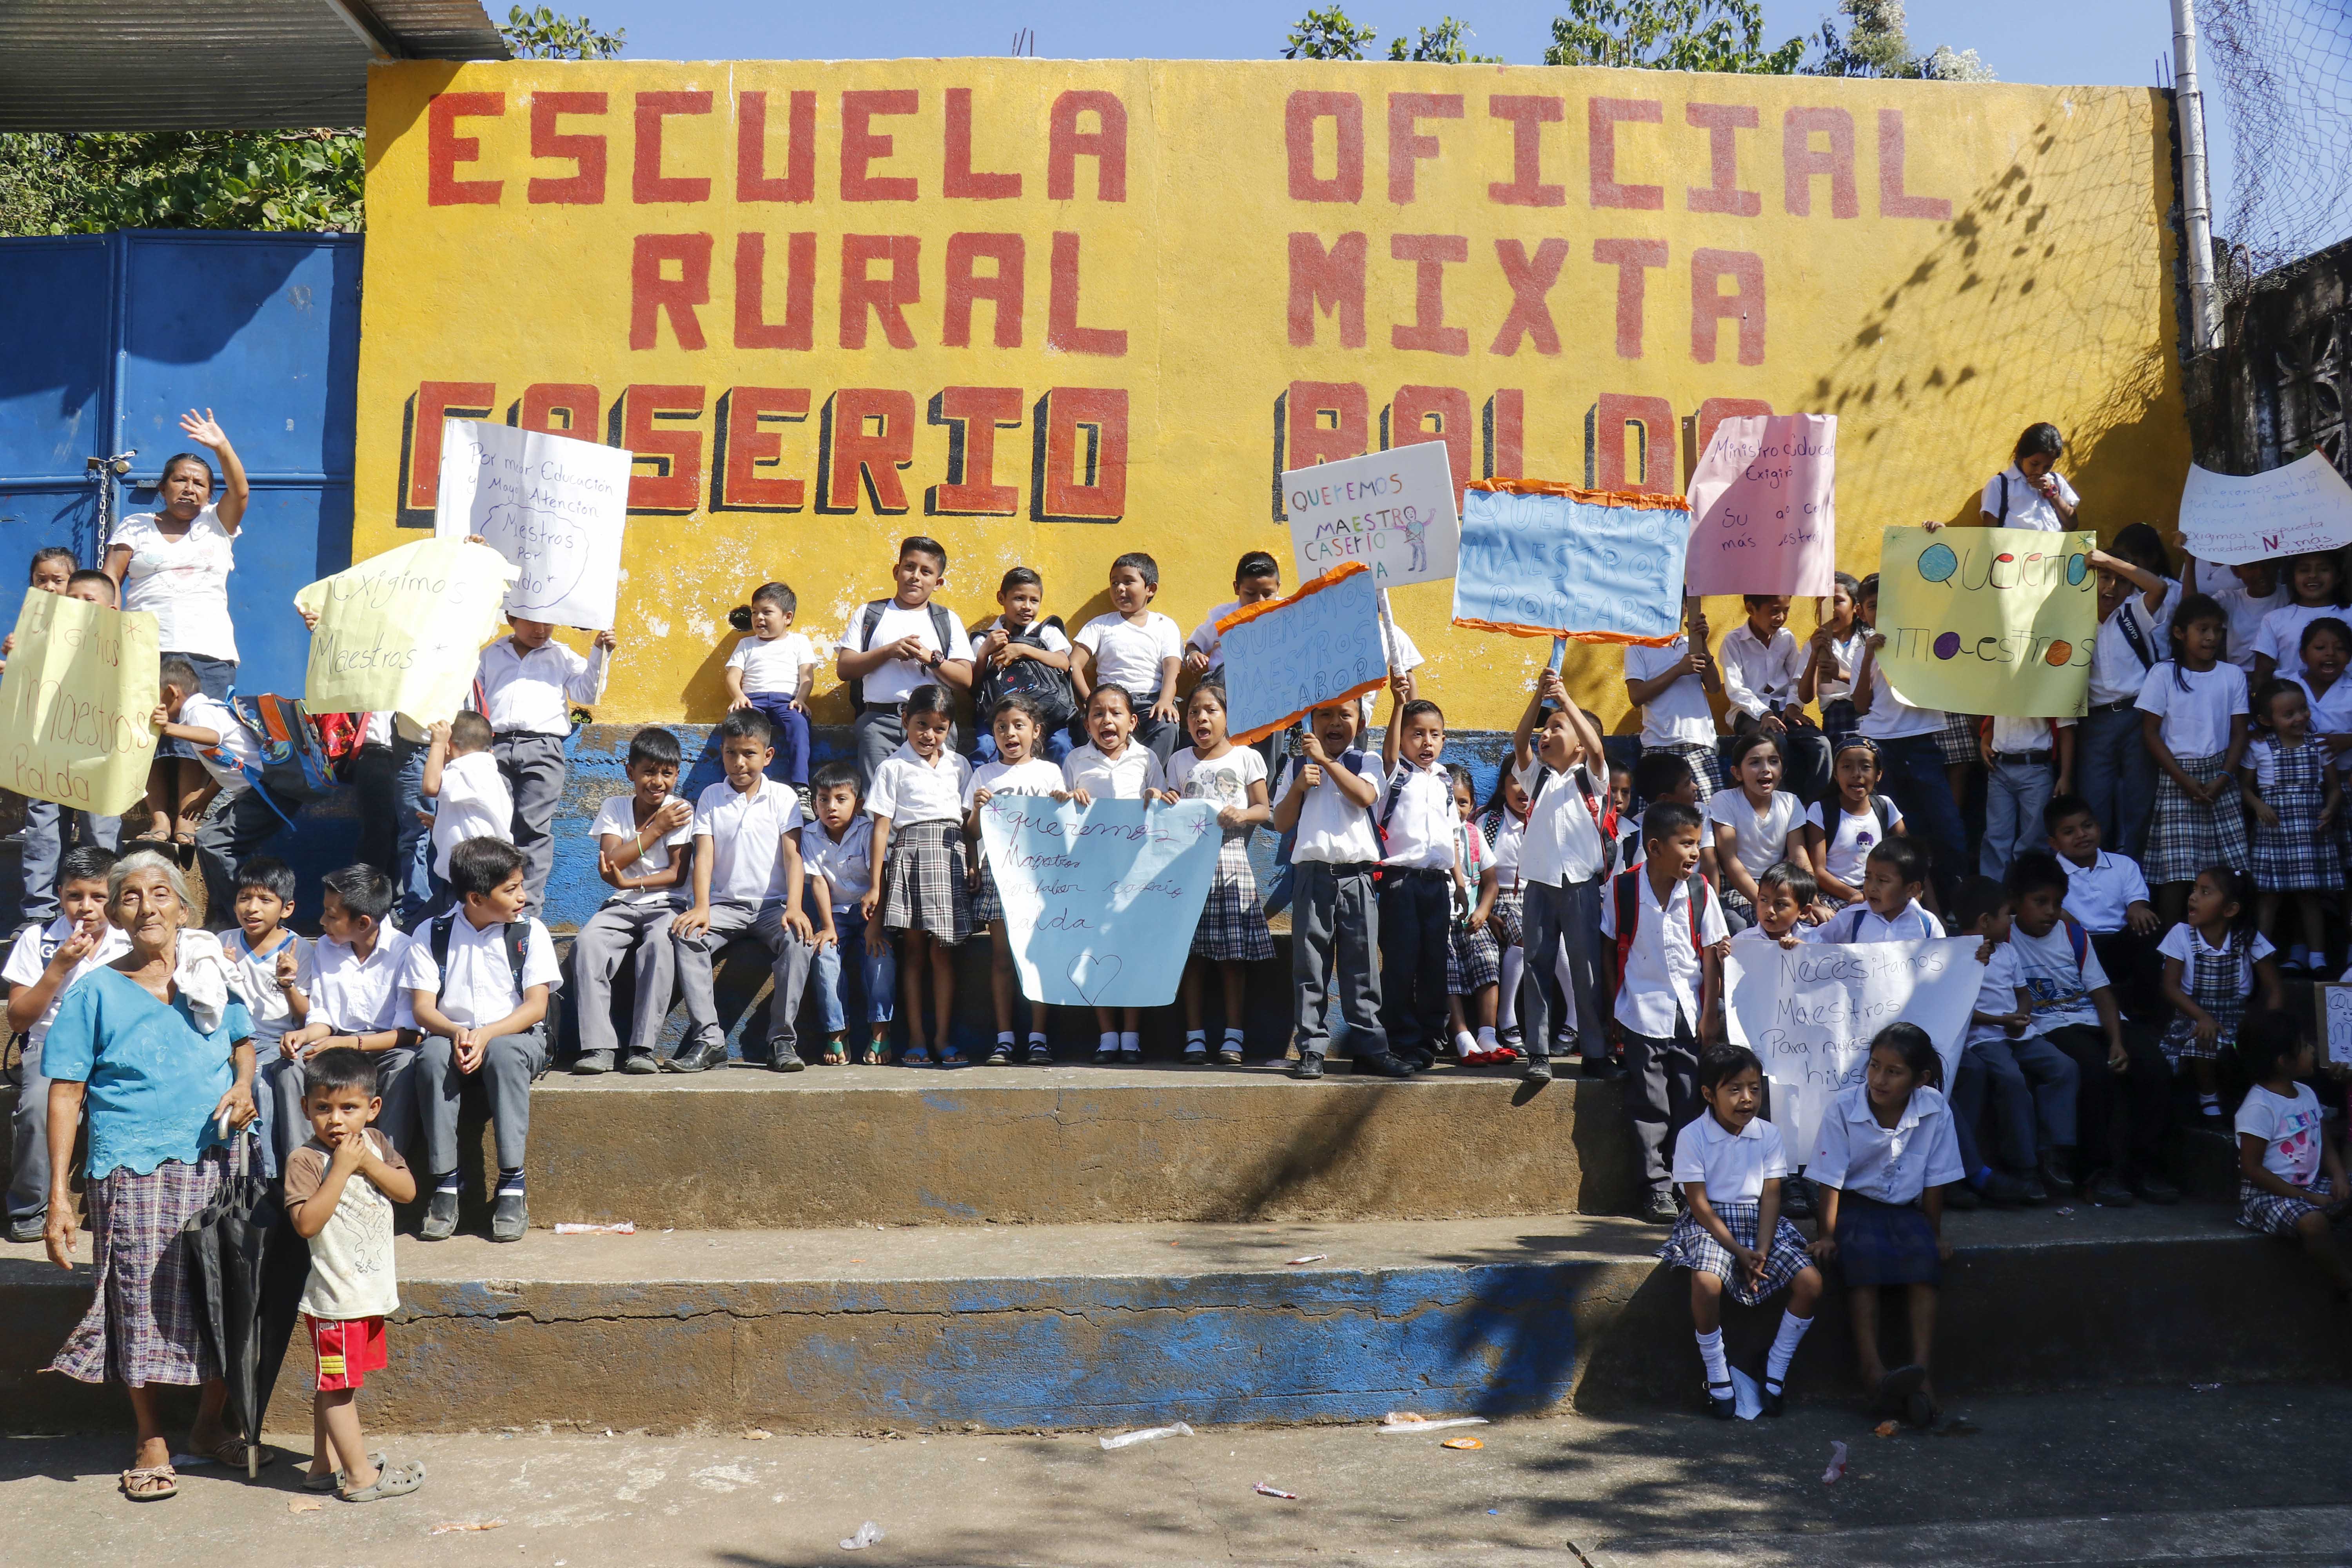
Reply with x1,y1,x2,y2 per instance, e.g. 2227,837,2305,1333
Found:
1704,1379,1737,1419
1353,1053,1415,1079
1292,1052,1325,1080
421,1189,459,1241
1522,1057,1554,1085
1758,1366,1788,1417
572,1050,614,1075
1781,1177,1815,1220
662,1036,729,1074
619,1051,661,1076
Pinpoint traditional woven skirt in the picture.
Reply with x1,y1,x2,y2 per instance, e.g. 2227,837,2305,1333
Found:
1831,1191,1943,1287
2142,753,2250,886
1656,1199,1813,1306
49,1146,228,1387
1191,835,1276,962
878,819,969,945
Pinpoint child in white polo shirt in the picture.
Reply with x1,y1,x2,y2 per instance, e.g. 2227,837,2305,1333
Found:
401,838,563,1243
1600,802,1730,1224
276,865,419,1160
1074,552,1185,761
3,845,127,1245
421,711,514,915
1622,604,1724,799
1510,666,1615,1085
570,726,693,1076
2046,792,2163,1020
801,761,891,1066
1374,695,1457,1075
1274,697,1405,1081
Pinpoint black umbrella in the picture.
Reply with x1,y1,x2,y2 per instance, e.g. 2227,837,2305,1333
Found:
179,1132,307,1479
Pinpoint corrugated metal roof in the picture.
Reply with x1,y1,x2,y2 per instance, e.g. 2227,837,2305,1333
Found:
0,0,509,131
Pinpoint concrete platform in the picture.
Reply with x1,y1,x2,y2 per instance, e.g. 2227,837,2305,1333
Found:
9,1204,2350,1436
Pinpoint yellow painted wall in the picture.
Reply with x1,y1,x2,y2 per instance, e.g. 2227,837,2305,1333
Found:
356,59,2187,730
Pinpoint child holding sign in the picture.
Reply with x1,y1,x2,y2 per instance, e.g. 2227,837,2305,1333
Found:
965,694,1066,1065
1622,603,1724,800
1511,667,1616,1085
1657,1044,1823,1419
1061,684,1174,1063
1169,682,1274,1066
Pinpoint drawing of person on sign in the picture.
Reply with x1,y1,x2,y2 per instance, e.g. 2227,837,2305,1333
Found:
1403,511,1429,574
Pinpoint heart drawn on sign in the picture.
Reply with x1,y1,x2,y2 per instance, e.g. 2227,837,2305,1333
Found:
1068,953,1122,1007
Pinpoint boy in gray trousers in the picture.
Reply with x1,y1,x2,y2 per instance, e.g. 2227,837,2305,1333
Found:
570,726,693,1075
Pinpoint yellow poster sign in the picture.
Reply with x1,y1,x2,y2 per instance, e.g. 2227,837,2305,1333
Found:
295,539,519,724
1875,526,2097,719
357,60,2186,728
0,595,161,816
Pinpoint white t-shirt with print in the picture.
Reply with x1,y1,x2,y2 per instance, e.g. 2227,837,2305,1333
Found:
2134,662,2249,759
2008,920,2108,1031
115,504,238,660
1805,799,1900,889
2237,1082,2326,1187
590,793,693,908
2,917,132,1051
1167,746,1267,816
726,632,820,697
225,928,313,1050
1075,611,1183,700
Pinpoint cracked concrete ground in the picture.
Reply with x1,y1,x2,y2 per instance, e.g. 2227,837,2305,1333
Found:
5,1381,2350,1566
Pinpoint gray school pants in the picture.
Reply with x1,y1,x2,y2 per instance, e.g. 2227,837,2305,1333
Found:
415,1028,546,1177
1291,860,1386,1060
492,731,567,911
1517,876,1605,1063
194,782,293,922
671,901,815,1058
7,1033,54,1226
1952,1033,2080,1173
260,1042,420,1175
572,901,679,1059
1623,1011,1702,1202
18,799,118,926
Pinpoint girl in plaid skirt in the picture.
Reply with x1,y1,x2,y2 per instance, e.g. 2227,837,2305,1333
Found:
2240,678,2344,975
2157,866,2285,1121
2230,1010,2352,1295
1657,1044,1824,1419
1447,766,1513,1065
2138,594,2251,906
1476,770,1530,1049
870,685,973,1066
965,694,1068,1065
1169,682,1274,1065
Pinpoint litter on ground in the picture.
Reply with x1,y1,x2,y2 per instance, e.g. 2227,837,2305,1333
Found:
1100,1423,1194,1450
430,1519,508,1534
1286,1254,1328,1265
1254,1482,1299,1499
1441,1437,1484,1450
840,1522,885,1550
1377,1416,1490,1434
1822,1441,1848,1484
554,1221,635,1234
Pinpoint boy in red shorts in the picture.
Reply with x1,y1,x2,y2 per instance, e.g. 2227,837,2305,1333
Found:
283,1048,425,1501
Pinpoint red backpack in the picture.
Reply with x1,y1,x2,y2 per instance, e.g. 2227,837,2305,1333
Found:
1611,865,1708,987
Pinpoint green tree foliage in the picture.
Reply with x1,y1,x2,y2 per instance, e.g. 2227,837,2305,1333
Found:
1807,1,1994,80
1544,0,1807,73
0,7,624,237
1388,17,1504,63
1285,5,1382,60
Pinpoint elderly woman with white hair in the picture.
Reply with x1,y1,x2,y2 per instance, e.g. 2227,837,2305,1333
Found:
40,848,259,1503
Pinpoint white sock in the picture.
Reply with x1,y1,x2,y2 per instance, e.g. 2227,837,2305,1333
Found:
1766,1311,1813,1387
997,1031,1016,1046
1476,1026,1499,1050
1028,1032,1049,1047
1452,1029,1477,1057
1695,1327,1728,1388
2199,1091,2220,1108
1120,1031,1142,1054
1222,1027,1246,1044
1099,1032,1119,1053
1185,1029,1207,1045
1497,948,1523,1031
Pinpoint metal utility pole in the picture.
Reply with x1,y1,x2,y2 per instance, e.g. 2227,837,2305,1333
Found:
2172,0,2221,351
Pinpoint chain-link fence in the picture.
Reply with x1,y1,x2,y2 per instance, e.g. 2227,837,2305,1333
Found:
2204,0,2352,294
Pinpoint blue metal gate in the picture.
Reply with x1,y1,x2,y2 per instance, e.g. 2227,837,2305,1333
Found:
0,230,359,696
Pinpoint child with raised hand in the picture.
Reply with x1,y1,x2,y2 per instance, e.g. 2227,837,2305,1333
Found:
1978,421,2080,530
1731,860,1815,951
1949,875,2081,1208
1074,552,1185,761
2158,865,2285,1122
2252,548,2352,686
1274,697,1403,1080
475,614,616,909
283,1049,423,1502
421,711,513,915
866,684,973,1067
572,726,693,1076
1183,551,1283,678
1622,599,1726,799
1797,571,1866,748
2079,525,2178,858
2137,593,2251,919
2186,550,2286,678
724,581,818,788
2240,678,2343,973
152,653,292,916
1657,1043,1824,1419
2232,1008,2352,1295
971,567,1079,765
1168,681,1274,1066
1059,683,1176,1060
1807,1022,1964,1427
800,762,892,1066
1509,666,1615,1084
1719,592,1830,804
965,694,1067,1065
1709,731,1806,932
1449,764,1510,1065
3,845,124,1245
227,856,315,1175
1804,737,1902,911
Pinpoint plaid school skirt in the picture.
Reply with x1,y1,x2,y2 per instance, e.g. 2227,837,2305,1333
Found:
50,1146,229,1387
1832,1191,1943,1288
879,819,970,945
1447,918,1501,993
1192,835,1276,962
1935,711,1981,768
2238,1177,2341,1238
2160,943,2247,1065
2143,753,2251,886
969,860,1004,929
1652,742,1721,801
2250,742,2342,891
1657,1200,1814,1306
1488,885,1525,949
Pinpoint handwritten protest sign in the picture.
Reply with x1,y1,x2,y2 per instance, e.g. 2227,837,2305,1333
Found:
296,539,519,726
1451,481,1690,646
434,419,631,630
0,594,160,816
1283,441,1461,591
1874,525,2096,719
2321,984,2352,1068
2178,452,2352,566
1216,563,1388,744
1725,937,1982,1161
1684,414,1837,597
980,797,1223,1006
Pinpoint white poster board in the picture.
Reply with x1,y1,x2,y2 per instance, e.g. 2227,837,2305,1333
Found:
1283,440,1460,591
2178,451,2352,566
1724,937,1983,1163
434,418,632,630
2321,983,2352,1068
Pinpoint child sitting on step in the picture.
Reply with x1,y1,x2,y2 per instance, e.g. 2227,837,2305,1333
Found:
2157,865,2285,1123
2231,1009,2352,1296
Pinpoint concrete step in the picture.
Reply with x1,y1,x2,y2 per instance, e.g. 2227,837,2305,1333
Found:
9,1203,2350,1436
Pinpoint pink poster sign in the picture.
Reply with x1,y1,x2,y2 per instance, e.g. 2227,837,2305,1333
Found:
1683,414,1837,597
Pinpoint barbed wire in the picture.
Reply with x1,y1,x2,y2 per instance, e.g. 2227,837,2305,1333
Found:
2202,0,2352,294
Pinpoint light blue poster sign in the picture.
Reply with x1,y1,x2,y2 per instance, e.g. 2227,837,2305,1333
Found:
1451,486,1691,643
1216,563,1390,743
980,797,1223,1006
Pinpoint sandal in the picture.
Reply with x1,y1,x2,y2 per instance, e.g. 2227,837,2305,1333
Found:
120,1464,177,1502
303,1452,384,1493
339,1459,426,1503
201,1436,277,1470
938,1046,964,1067
902,1047,931,1066
861,1044,889,1067
821,1043,849,1066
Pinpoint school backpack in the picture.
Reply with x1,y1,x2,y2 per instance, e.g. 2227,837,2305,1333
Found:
1263,745,1381,913
1610,866,1709,988
228,695,338,805
847,599,956,717
1520,761,1618,877
428,913,559,1074
974,614,1078,733
314,710,364,777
